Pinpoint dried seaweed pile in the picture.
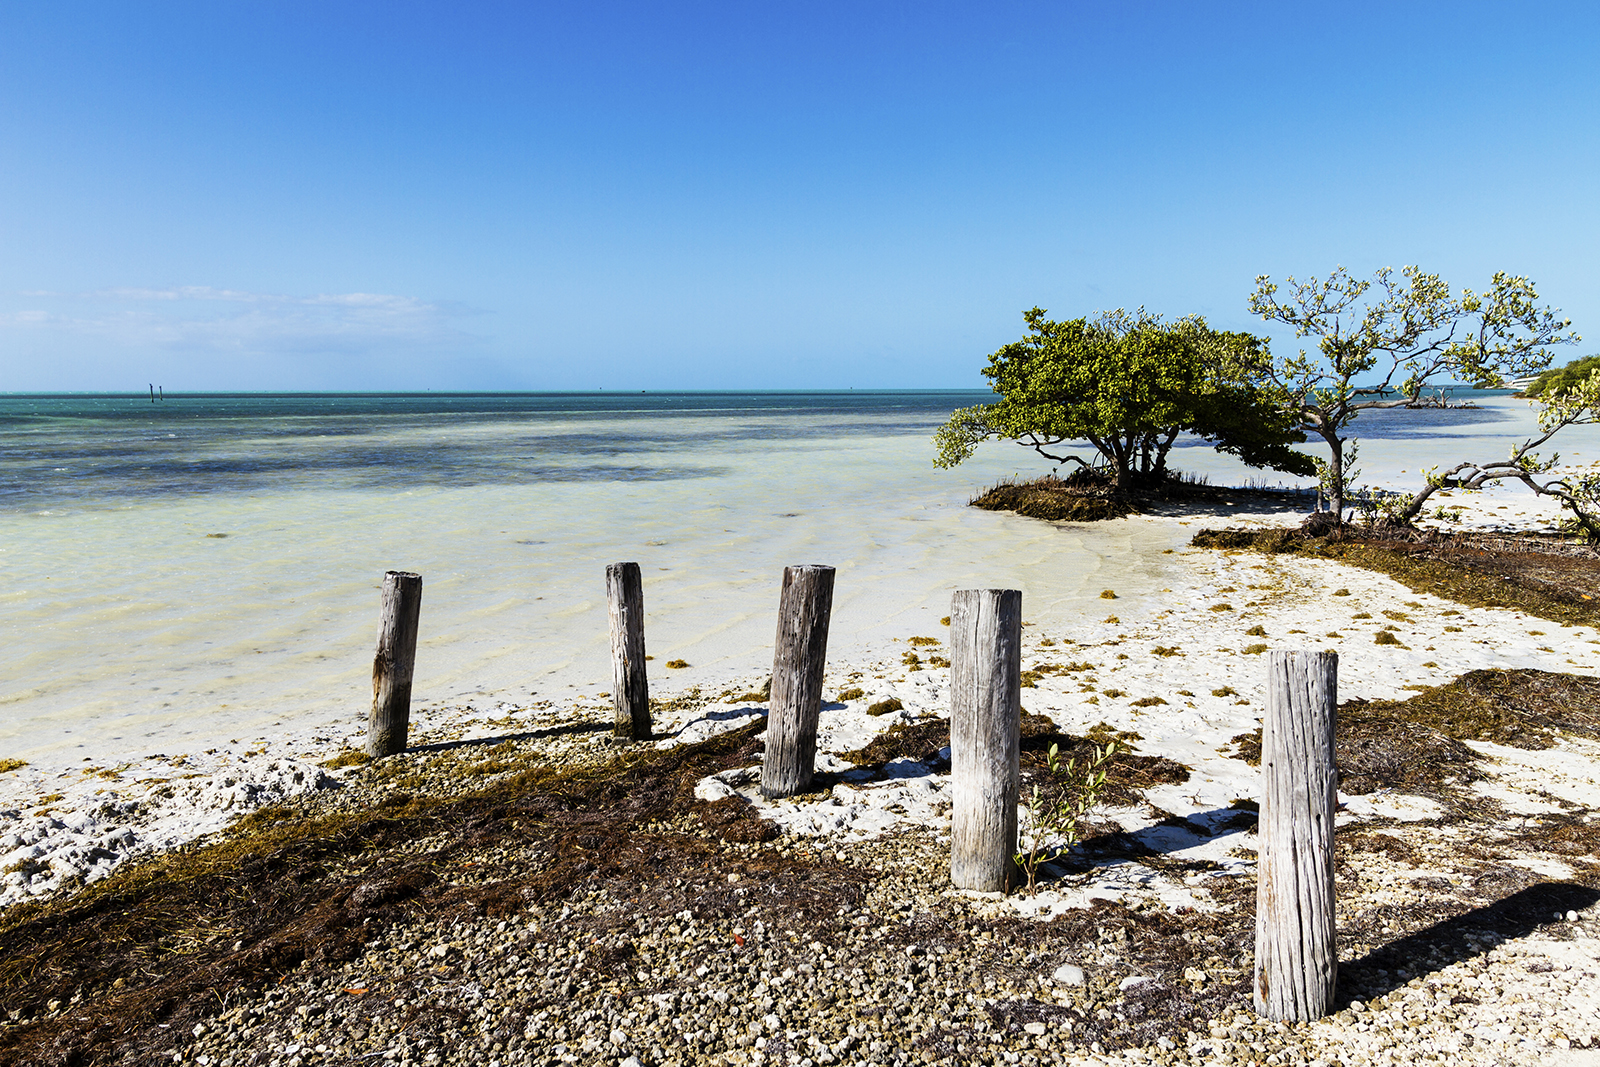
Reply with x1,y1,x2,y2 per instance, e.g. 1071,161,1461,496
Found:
1224,669,1600,805
0,722,840,1065
1193,525,1600,628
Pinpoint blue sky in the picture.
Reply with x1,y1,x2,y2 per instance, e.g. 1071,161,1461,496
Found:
2,2,1597,391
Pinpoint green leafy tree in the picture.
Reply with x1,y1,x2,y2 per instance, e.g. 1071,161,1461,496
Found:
1523,354,1600,399
933,308,1314,488
1248,266,1579,516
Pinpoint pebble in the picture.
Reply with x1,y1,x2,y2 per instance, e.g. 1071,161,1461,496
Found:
1053,964,1086,985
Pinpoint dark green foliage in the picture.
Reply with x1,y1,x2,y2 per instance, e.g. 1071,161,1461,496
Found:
934,308,1313,489
1518,354,1600,398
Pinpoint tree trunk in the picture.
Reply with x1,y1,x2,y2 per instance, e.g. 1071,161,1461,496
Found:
1320,431,1345,516
1152,428,1178,481
1389,477,1451,528
1106,436,1129,490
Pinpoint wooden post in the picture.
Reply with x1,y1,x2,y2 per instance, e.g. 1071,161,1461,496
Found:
949,588,1022,893
607,562,651,741
760,565,836,798
1255,649,1339,1022
366,570,423,758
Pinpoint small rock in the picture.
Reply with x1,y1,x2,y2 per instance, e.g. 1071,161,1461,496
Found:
1052,964,1085,986
1023,1021,1047,1036
694,779,737,803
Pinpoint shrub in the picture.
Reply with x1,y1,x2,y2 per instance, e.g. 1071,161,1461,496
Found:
1243,643,1268,655
1015,739,1120,893
866,697,904,716
837,687,866,701
1100,589,1118,600
665,659,690,669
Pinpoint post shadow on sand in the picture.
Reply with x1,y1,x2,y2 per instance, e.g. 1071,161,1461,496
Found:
403,719,614,754
1033,804,1261,878
396,711,1596,1021
663,699,865,751
1335,881,1600,1005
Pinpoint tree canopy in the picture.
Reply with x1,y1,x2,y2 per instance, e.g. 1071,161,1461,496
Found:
933,308,1314,488
1522,354,1600,399
1248,266,1579,515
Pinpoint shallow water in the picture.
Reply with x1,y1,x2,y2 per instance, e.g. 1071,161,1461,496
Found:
2,390,1592,772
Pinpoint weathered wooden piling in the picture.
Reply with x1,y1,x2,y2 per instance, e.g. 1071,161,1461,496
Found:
607,561,652,741
949,588,1022,893
1255,649,1340,1021
760,564,836,798
366,570,423,758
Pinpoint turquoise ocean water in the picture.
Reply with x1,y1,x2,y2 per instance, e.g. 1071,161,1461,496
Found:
0,390,1581,771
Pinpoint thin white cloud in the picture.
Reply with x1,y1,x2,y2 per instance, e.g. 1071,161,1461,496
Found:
2,286,482,355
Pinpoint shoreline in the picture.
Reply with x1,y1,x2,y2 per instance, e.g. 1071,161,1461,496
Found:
6,502,1597,907
6,502,1600,1065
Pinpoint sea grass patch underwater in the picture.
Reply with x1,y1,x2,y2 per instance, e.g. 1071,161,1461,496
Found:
1192,525,1600,629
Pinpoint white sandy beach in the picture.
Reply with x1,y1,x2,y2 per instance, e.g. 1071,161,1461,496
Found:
6,487,1597,915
